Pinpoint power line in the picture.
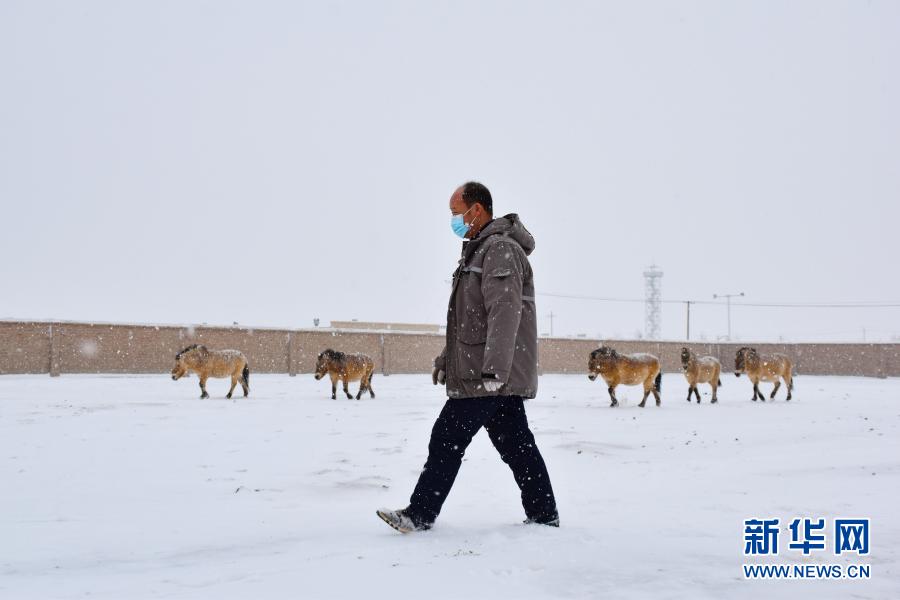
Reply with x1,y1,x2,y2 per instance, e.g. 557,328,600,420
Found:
537,292,676,304
536,292,900,309
728,301,900,308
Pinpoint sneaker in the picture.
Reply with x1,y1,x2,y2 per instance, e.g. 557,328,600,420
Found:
523,515,560,527
376,507,432,533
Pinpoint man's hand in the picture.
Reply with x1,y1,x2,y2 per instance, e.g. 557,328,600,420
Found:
482,373,503,393
483,379,503,393
432,367,446,385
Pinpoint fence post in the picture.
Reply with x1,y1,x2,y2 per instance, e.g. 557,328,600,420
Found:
287,332,296,376
380,334,386,375
49,324,61,377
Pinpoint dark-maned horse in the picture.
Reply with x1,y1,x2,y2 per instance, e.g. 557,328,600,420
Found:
734,347,794,401
588,346,662,408
314,349,376,400
680,347,722,403
171,344,249,399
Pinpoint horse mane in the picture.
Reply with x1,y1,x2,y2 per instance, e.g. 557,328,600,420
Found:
175,344,206,359
590,346,616,359
319,349,345,361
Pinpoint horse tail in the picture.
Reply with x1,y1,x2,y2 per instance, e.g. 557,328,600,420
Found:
789,375,794,391
654,372,662,392
718,378,723,387
242,363,250,387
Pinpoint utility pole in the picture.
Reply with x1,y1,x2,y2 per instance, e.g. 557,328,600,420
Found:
685,301,691,341
547,311,555,337
712,292,744,340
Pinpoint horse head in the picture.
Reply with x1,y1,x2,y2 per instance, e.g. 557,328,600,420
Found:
680,347,692,369
734,346,756,376
172,344,206,380
588,346,616,380
315,349,345,379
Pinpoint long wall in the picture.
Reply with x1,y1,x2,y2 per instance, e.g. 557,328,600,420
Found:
1,321,898,378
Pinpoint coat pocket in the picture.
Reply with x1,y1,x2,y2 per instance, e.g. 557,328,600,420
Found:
483,266,521,305
456,340,485,381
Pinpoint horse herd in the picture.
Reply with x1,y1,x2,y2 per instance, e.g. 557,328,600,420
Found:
170,343,795,407
587,345,794,407
170,345,375,400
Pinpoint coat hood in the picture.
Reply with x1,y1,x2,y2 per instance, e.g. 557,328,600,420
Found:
476,213,535,256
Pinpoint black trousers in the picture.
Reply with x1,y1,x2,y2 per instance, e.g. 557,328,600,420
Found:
407,395,558,525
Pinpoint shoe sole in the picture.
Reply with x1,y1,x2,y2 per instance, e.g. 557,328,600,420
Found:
523,519,560,527
376,509,414,534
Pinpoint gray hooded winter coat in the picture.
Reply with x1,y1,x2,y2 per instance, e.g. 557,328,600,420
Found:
434,214,539,399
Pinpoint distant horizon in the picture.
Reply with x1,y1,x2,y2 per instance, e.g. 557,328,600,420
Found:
3,314,896,344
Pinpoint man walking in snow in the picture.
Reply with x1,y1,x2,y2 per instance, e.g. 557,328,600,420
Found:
377,182,559,532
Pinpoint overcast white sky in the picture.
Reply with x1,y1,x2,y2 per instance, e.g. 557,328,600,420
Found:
2,1,898,341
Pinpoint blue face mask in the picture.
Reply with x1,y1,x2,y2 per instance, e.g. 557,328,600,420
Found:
451,206,475,238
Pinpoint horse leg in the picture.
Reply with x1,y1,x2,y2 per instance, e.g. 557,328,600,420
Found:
693,386,701,403
199,375,209,399
653,387,662,406
226,375,238,399
330,373,338,400
754,382,765,402
711,382,718,404
770,381,781,400
607,386,618,408
638,383,650,408
638,390,650,408
685,385,693,402
785,374,792,401
343,378,352,399
367,372,375,398
355,376,364,400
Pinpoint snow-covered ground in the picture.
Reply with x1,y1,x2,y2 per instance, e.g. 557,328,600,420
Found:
1,373,898,599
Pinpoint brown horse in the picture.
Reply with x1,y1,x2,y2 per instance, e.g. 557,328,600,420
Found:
734,347,793,401
588,346,662,408
171,344,249,399
314,349,376,400
680,347,722,404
